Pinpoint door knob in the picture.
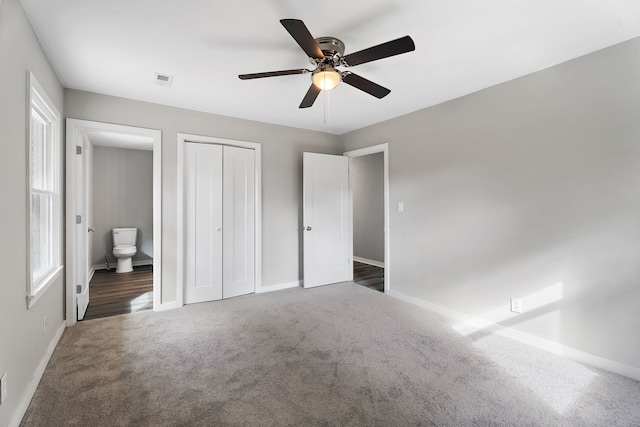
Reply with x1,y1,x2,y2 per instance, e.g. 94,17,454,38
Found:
306,226,312,231
88,227,95,232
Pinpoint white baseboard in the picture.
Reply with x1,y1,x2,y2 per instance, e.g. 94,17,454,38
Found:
388,289,640,382
153,301,180,312
94,259,153,271
353,256,385,268
256,281,301,293
154,281,302,311
10,321,66,427
561,346,640,381
88,266,95,282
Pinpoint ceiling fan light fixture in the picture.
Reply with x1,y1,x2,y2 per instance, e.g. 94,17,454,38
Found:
312,68,341,91
239,19,415,108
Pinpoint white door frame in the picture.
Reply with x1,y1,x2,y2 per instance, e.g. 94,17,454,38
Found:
343,143,390,293
176,133,262,306
65,119,163,325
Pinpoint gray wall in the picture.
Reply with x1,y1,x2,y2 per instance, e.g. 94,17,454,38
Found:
341,37,640,370
91,146,153,267
352,153,385,263
0,0,65,425
65,89,341,302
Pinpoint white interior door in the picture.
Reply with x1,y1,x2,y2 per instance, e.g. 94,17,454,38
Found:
223,146,255,298
303,152,351,288
185,142,224,303
76,136,89,320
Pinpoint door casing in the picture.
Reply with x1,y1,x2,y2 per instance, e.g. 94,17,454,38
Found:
65,119,163,325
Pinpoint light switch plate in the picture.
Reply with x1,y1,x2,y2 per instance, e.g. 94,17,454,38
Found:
398,201,404,212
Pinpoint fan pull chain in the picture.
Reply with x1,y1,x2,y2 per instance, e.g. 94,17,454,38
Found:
323,88,332,133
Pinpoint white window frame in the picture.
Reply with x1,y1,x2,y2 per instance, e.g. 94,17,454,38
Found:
27,73,62,308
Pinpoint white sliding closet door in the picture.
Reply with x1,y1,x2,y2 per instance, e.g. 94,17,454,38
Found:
185,143,224,304
223,146,255,298
184,142,255,304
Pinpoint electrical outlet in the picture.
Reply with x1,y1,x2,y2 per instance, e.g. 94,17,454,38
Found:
510,298,522,313
1,372,7,405
43,316,48,336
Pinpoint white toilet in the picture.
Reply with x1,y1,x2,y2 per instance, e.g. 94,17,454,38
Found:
112,228,137,273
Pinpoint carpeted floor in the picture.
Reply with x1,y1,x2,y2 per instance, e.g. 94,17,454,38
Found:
21,283,640,426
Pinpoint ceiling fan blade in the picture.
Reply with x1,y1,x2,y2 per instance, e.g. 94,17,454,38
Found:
299,84,321,108
238,69,310,80
280,19,324,60
342,73,391,99
343,35,415,66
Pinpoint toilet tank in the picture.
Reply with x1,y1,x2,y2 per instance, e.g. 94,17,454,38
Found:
112,228,137,247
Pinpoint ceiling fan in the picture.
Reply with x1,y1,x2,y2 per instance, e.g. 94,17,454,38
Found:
238,19,415,108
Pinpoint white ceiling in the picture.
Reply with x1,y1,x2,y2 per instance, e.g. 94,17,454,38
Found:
20,0,640,135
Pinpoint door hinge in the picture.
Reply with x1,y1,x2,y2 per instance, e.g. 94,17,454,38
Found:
76,285,81,294
76,215,82,224
76,145,82,155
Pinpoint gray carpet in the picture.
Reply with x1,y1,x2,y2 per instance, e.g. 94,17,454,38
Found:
21,283,640,426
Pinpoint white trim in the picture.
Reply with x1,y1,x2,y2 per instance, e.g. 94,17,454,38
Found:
353,256,385,269
388,289,640,382
255,281,301,293
176,133,262,306
152,133,162,311
27,72,62,308
9,321,65,427
176,135,185,308
343,143,390,294
562,347,640,382
154,301,181,312
27,266,63,308
66,119,162,325
347,157,354,282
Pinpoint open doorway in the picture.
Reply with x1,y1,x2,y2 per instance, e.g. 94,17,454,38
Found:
83,143,154,320
66,119,162,325
344,144,389,293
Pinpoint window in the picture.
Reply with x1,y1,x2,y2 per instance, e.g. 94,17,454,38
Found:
28,73,62,307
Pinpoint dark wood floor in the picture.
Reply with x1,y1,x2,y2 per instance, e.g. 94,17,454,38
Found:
353,261,384,293
82,262,381,321
82,265,153,321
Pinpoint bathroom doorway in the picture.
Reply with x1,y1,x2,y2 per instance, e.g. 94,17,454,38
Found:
66,119,162,325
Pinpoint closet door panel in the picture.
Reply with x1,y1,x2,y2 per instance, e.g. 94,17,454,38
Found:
222,146,255,298
184,142,223,303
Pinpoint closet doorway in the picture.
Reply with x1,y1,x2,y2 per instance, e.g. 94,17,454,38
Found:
176,134,262,305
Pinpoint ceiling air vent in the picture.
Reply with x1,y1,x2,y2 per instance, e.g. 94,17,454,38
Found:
153,73,173,87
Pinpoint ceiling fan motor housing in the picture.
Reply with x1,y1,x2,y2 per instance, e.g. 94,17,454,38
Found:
309,37,345,90
315,37,345,60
